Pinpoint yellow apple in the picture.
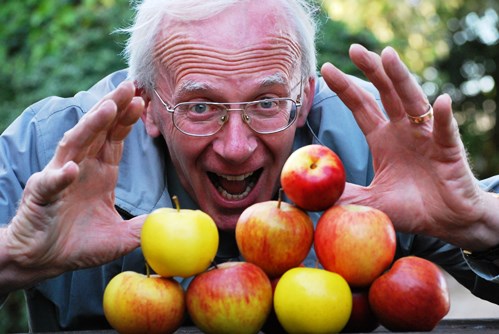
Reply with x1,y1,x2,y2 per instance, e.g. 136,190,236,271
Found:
274,267,352,333
141,196,219,278
103,271,185,334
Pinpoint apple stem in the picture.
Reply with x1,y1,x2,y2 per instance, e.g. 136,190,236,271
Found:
172,195,180,212
277,188,283,209
212,260,218,269
146,262,151,278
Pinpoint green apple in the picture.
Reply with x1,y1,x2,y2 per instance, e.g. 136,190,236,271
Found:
141,196,219,278
103,271,185,334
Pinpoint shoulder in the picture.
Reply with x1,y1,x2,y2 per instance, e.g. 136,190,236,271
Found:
310,74,381,135
1,70,129,167
313,74,381,106
27,69,129,123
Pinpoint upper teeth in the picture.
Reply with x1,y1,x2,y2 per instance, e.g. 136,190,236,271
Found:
217,172,253,181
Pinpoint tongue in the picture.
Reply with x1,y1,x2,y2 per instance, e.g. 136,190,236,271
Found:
219,178,249,195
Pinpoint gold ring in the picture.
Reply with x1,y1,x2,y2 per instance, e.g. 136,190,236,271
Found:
406,104,433,124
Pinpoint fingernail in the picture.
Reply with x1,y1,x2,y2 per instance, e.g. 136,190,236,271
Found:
350,43,366,51
132,96,146,107
382,46,399,60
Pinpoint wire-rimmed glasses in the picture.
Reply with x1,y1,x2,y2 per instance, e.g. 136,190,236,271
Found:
153,79,303,137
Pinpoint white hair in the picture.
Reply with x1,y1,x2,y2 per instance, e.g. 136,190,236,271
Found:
120,0,319,93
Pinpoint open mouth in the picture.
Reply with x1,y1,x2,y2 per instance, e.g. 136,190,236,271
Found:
208,168,263,200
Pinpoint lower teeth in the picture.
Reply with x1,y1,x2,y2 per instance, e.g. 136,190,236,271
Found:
217,183,253,200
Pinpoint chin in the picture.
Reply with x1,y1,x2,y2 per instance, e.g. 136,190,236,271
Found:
210,210,241,232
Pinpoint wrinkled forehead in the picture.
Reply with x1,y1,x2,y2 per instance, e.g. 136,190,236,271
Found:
152,1,302,84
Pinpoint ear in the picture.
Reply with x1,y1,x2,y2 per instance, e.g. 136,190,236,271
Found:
296,76,315,127
136,83,161,138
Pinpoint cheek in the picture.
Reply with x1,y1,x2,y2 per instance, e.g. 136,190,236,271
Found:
266,128,297,166
163,130,209,173
144,103,175,138
151,109,195,166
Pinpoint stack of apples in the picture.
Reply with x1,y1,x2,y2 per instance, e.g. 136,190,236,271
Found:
102,144,450,334
103,196,220,334
270,144,449,333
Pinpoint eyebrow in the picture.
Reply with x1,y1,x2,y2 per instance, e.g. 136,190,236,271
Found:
257,73,288,87
173,73,292,102
176,80,210,96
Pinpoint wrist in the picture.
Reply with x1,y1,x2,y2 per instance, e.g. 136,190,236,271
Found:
463,192,499,252
0,226,53,295
0,227,21,295
480,192,499,248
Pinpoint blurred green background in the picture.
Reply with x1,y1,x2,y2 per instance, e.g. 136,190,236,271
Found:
0,0,497,332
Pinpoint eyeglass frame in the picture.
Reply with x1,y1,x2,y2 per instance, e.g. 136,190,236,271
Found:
152,78,303,137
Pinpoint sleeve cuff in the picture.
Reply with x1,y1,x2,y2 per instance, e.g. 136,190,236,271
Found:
463,249,499,283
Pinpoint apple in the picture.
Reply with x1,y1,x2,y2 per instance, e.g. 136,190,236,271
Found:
103,271,185,334
314,204,396,287
369,256,450,332
341,287,379,333
235,197,314,278
141,196,219,278
273,267,352,334
261,276,287,334
280,144,346,211
186,261,273,334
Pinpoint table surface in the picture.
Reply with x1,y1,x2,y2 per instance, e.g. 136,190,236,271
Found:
23,318,499,334
371,318,499,333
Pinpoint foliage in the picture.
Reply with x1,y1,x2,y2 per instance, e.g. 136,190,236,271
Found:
320,0,498,178
432,6,499,178
0,0,132,332
0,291,28,333
315,13,382,77
0,0,132,131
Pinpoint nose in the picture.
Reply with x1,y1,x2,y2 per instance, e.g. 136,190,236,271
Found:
212,111,258,163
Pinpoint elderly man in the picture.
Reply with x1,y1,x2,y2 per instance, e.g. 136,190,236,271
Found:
1,0,498,331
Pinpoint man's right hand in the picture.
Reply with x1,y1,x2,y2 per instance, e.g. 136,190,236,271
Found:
0,81,146,294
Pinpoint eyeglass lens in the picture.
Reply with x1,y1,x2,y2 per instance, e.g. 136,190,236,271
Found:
173,99,297,136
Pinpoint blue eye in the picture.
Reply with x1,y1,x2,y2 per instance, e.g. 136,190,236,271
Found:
259,100,273,108
258,100,278,109
191,104,208,114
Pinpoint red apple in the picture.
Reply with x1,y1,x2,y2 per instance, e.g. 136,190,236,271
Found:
314,204,396,287
235,198,314,278
103,271,185,334
369,256,450,332
280,144,346,211
186,261,273,334
341,287,379,333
